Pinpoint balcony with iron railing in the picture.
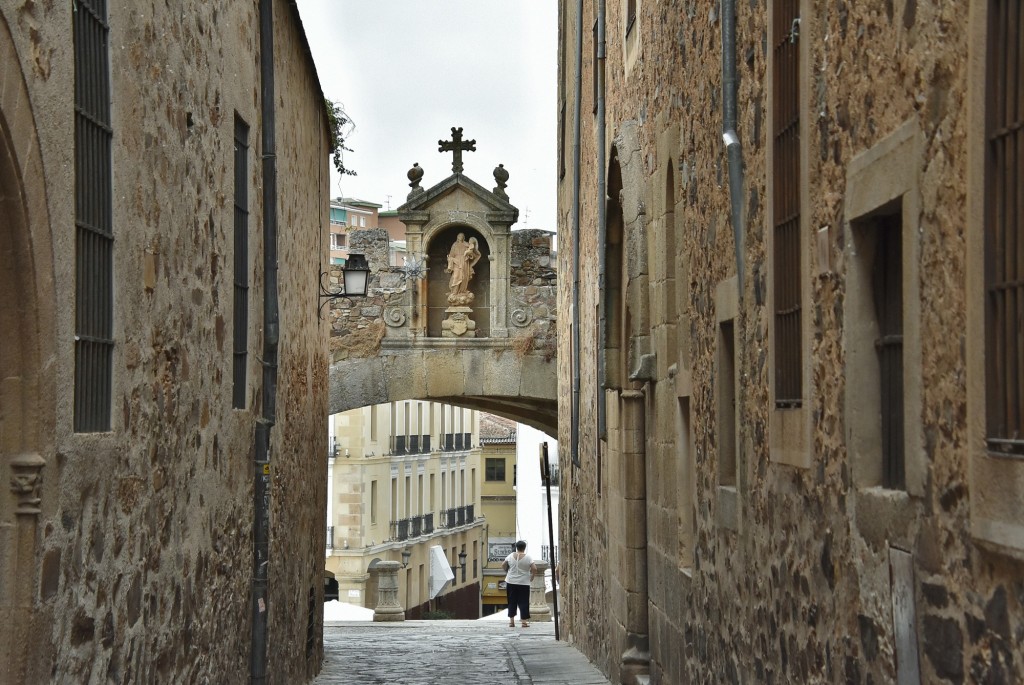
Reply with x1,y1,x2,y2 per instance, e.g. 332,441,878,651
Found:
439,504,475,529
440,432,473,452
391,435,432,455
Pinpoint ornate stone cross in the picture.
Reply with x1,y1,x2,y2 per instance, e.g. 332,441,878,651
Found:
438,127,476,174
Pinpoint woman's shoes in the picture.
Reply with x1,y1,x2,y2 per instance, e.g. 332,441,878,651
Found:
508,619,515,627
521,622,530,628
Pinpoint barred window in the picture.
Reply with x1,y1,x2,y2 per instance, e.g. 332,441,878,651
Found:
772,0,802,407
232,116,249,409
872,214,905,488
984,0,1024,454
74,0,114,432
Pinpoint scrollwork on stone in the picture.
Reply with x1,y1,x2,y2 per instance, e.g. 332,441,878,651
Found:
9,453,46,516
511,308,532,327
384,307,407,327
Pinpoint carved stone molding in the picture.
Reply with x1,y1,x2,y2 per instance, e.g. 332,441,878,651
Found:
384,307,407,327
511,309,532,327
9,453,46,516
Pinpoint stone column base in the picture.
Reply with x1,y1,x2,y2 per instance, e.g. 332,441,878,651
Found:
529,560,552,622
372,561,405,622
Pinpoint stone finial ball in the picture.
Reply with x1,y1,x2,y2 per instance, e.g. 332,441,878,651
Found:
493,163,509,185
407,163,424,186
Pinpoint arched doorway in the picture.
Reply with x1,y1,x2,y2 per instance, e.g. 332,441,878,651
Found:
0,102,53,684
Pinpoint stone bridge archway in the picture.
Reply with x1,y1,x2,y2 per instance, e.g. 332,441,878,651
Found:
327,138,557,434
328,342,557,435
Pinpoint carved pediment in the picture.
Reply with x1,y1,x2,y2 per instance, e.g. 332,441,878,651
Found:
397,173,519,222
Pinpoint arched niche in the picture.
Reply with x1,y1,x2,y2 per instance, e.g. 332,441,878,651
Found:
426,226,491,338
0,14,57,679
605,147,626,389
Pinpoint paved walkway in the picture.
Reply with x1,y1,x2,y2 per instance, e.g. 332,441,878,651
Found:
316,618,612,685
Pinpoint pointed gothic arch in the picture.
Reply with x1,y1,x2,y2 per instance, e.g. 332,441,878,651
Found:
0,13,57,681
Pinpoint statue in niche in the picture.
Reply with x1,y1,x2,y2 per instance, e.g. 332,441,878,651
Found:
446,233,482,305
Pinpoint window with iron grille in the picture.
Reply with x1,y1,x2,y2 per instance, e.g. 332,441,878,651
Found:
985,0,1024,456
485,458,505,482
873,215,905,488
232,115,250,409
772,0,802,408
73,0,114,432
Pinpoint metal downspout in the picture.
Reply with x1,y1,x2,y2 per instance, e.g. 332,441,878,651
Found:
251,0,279,680
570,0,583,467
596,0,607,440
722,0,745,290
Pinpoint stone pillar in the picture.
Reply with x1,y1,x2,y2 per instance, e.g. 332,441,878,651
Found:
619,391,650,684
372,561,405,622
3,453,46,684
529,560,552,622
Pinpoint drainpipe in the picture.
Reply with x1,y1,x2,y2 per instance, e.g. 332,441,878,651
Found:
722,0,745,290
595,0,607,440
251,0,279,680
570,0,583,467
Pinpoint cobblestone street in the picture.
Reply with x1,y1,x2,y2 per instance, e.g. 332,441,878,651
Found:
316,619,612,685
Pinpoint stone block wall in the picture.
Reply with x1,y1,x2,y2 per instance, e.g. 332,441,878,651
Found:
0,1,330,682
557,1,1022,684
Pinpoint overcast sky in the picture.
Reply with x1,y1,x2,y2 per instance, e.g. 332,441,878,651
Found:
295,1,558,231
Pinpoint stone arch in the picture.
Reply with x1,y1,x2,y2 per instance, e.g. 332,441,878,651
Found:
605,147,627,390
425,225,492,337
604,122,652,682
604,121,650,387
0,12,57,683
328,347,557,436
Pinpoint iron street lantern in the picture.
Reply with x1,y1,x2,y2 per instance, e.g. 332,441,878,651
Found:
318,253,370,318
401,546,412,568
458,547,468,583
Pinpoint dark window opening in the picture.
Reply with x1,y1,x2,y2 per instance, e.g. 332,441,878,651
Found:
626,0,637,35
559,101,567,180
485,458,505,482
718,320,737,486
232,115,250,409
873,214,905,489
984,0,1024,456
773,0,802,408
73,0,114,432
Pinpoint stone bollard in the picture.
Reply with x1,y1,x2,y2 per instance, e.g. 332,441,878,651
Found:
372,561,405,622
529,560,552,622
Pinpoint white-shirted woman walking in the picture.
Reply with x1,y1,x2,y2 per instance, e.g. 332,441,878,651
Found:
502,540,537,627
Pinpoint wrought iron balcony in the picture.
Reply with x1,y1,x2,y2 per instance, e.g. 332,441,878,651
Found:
423,512,434,535
411,515,422,538
390,518,411,541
